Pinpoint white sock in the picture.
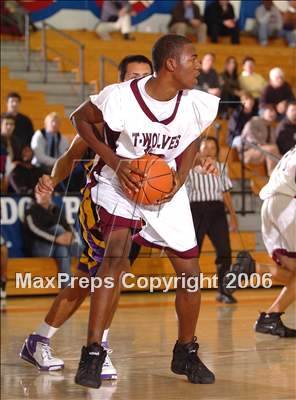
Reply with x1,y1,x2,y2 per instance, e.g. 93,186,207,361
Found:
35,322,59,339
102,329,109,343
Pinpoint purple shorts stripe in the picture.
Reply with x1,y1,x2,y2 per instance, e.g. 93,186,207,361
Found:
132,234,199,259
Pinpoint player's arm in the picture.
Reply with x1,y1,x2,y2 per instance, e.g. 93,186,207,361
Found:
70,101,144,193
36,135,88,194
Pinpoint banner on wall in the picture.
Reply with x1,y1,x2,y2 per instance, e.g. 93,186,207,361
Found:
0,195,81,258
19,0,262,29
20,0,177,24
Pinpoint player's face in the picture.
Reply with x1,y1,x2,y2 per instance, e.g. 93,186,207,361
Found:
176,43,201,89
124,62,152,81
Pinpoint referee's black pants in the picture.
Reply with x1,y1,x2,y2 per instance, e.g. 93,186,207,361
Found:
190,201,232,293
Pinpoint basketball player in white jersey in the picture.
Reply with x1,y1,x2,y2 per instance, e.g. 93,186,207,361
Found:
254,146,296,337
71,34,220,389
20,55,153,378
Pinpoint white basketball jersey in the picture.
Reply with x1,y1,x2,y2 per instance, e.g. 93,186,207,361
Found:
260,146,296,200
90,76,220,166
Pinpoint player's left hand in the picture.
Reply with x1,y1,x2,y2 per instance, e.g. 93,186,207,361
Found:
156,169,182,205
199,157,219,176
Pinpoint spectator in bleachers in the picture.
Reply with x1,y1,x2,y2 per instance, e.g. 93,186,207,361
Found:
24,191,75,288
238,57,266,109
168,0,207,43
8,146,43,195
282,0,296,47
31,112,68,174
95,0,133,41
219,56,241,117
228,91,257,147
260,67,295,119
276,100,296,155
0,113,16,191
196,53,221,97
5,92,34,160
240,104,280,175
204,0,240,44
255,0,283,46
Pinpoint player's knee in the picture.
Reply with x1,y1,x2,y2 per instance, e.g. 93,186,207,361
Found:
101,256,130,279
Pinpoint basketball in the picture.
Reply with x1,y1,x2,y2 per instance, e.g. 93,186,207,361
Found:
125,154,174,205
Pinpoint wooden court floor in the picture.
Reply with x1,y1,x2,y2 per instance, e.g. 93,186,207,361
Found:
1,288,295,400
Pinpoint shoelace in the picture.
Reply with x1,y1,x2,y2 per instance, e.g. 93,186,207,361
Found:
40,343,54,361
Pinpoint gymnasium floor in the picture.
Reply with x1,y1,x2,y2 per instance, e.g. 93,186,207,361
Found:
1,289,295,400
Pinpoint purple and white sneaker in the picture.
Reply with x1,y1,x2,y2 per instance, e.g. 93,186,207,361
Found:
20,334,64,371
101,342,117,380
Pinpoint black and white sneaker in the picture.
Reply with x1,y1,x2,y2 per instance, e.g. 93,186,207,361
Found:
171,336,215,384
75,343,107,388
254,312,296,338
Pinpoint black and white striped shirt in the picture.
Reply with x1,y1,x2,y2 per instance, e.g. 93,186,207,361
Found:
186,162,232,202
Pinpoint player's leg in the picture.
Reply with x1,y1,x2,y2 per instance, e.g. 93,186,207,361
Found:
75,227,132,388
255,256,296,337
254,194,296,337
168,252,215,384
20,269,90,371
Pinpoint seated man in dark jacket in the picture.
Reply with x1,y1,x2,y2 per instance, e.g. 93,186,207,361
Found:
205,0,240,44
168,0,207,42
276,100,296,155
24,191,77,287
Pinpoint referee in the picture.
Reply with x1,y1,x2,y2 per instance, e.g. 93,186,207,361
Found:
186,136,238,304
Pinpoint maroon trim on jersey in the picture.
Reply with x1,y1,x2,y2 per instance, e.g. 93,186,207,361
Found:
97,206,142,240
132,234,199,259
272,248,296,266
130,78,183,125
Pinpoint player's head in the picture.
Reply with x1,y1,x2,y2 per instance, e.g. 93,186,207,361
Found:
151,34,200,90
286,100,296,123
118,55,153,82
199,136,220,160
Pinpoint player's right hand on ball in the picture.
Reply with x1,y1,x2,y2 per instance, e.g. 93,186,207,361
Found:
35,175,56,195
116,160,146,195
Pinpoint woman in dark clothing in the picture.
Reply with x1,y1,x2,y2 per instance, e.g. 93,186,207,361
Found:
228,91,257,146
220,56,241,117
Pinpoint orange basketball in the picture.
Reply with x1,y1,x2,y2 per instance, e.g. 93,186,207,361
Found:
125,154,174,205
